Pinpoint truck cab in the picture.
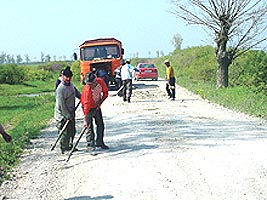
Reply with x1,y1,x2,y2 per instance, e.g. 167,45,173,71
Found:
74,38,124,86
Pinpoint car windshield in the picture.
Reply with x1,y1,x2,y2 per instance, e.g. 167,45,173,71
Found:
139,64,155,68
80,45,120,61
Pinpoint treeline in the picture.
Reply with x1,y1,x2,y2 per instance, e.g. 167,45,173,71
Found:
0,52,71,64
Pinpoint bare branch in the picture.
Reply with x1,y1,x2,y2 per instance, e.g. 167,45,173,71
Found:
171,0,267,52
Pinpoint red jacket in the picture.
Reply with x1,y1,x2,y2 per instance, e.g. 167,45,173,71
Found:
80,78,108,115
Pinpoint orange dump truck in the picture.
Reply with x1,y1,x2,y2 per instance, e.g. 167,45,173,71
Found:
74,38,124,85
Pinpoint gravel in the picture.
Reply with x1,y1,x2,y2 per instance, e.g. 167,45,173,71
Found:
1,79,267,200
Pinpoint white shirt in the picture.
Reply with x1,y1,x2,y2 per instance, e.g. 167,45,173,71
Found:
120,63,134,81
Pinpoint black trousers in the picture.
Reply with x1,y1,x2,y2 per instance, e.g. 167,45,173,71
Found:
166,77,176,99
122,79,132,101
85,108,105,146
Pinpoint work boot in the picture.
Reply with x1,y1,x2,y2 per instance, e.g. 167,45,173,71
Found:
86,141,96,152
60,147,68,154
96,143,109,150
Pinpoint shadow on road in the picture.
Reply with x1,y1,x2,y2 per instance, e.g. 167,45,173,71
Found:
65,195,113,200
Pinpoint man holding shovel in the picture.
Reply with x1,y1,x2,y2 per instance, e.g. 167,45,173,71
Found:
80,72,109,152
55,66,81,154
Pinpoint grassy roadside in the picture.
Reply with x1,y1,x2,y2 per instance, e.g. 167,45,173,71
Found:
153,58,267,120
0,79,55,183
177,77,267,119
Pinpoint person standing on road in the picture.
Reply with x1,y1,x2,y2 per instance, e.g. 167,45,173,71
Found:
80,72,109,151
55,66,81,154
164,59,176,101
0,123,12,143
120,59,135,103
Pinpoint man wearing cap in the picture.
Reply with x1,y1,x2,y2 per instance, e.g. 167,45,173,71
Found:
164,59,176,101
55,66,81,154
80,72,109,151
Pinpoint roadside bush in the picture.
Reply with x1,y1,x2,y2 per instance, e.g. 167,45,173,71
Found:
38,62,70,72
71,61,81,82
0,64,26,84
23,66,54,81
230,50,267,94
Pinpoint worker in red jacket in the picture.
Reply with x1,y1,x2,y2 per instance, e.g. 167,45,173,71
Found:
80,72,109,151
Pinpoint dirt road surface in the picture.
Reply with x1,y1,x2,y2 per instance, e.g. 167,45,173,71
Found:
1,79,267,200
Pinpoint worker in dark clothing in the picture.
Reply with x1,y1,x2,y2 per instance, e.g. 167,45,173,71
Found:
55,66,81,154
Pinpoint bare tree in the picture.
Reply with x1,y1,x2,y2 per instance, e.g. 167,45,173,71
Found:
45,54,51,62
0,52,7,64
24,54,30,64
171,0,267,88
16,55,23,64
41,52,45,62
172,34,183,50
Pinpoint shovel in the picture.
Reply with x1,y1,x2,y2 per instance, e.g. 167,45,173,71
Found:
66,126,87,162
110,85,124,97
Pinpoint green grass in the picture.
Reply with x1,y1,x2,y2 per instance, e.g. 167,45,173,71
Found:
0,94,55,183
0,78,55,183
154,55,267,120
169,74,267,119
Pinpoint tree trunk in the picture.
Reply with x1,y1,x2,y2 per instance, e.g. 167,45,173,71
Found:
215,30,232,88
216,61,229,88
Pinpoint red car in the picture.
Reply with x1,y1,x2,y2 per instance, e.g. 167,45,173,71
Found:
134,63,158,81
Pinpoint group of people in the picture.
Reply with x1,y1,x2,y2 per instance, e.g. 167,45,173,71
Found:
55,66,109,154
116,58,176,102
1,59,176,152
54,58,176,154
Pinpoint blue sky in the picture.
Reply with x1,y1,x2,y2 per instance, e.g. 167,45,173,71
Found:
0,0,208,61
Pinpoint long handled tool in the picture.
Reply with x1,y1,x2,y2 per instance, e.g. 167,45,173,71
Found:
50,119,70,151
110,85,124,97
51,101,81,151
66,108,99,162
66,126,87,162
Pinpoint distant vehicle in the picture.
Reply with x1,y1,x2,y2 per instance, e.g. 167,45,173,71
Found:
134,63,158,81
73,38,124,86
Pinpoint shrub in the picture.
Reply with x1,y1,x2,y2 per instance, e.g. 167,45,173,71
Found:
71,61,81,82
22,66,53,81
0,64,26,84
230,50,267,94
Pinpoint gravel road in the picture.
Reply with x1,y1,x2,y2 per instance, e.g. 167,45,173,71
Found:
1,79,267,200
